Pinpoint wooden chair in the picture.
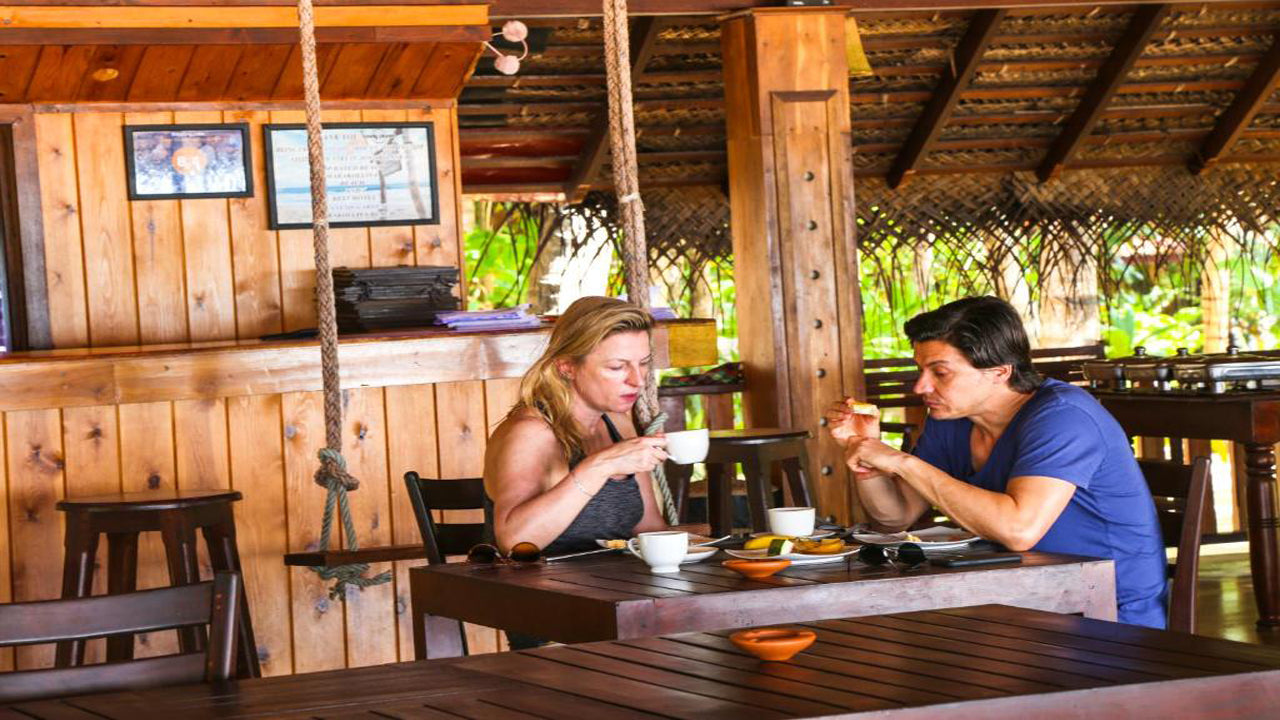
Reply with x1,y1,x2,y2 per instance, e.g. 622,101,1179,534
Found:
704,428,814,536
0,571,240,703
1139,456,1212,633
403,472,491,656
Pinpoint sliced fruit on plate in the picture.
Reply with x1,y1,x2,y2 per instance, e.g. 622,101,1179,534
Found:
766,538,795,557
744,534,790,551
793,537,846,554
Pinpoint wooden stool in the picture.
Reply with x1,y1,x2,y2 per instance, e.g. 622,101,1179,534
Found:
704,429,813,536
55,489,260,678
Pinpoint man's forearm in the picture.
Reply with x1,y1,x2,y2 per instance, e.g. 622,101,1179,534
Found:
889,454,1038,548
851,474,920,530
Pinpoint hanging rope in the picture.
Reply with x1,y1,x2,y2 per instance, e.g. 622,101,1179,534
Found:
601,0,678,525
297,0,390,599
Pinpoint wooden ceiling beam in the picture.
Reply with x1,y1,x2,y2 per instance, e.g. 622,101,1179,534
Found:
1035,3,1172,182
0,26,489,43
0,4,487,28
1190,31,1280,174
886,8,1005,189
561,16,664,202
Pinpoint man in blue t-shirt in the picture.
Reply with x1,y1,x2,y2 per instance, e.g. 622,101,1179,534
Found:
828,296,1167,628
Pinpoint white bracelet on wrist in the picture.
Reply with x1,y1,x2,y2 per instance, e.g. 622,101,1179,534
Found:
570,472,595,498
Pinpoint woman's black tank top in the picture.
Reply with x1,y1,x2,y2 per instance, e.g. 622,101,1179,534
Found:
542,415,645,556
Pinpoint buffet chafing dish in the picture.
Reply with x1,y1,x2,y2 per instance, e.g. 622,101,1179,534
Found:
1123,347,1209,392
1081,346,1161,390
1172,346,1280,394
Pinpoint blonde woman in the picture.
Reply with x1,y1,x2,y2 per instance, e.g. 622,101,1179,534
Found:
484,296,670,558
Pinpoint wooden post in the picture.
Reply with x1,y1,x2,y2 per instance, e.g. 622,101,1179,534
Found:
721,8,865,524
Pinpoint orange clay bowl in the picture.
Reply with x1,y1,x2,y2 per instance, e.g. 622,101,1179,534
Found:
729,628,817,662
722,558,791,579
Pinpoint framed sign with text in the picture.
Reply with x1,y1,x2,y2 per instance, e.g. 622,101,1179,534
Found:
124,123,253,200
263,122,439,230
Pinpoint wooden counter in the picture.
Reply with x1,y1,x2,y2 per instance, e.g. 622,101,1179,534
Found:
0,318,716,679
0,319,717,412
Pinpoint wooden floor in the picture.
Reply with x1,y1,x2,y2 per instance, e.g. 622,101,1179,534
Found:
1197,553,1280,648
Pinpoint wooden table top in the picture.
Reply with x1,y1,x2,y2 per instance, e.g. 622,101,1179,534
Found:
9,605,1280,719
411,551,1118,646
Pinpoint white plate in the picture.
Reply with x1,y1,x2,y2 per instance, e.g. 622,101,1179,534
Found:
852,525,980,550
597,535,730,550
723,545,859,564
748,530,835,540
627,544,718,564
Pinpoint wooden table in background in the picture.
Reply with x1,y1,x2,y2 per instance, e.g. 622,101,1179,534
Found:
9,605,1280,719
408,551,1115,659
1093,390,1280,628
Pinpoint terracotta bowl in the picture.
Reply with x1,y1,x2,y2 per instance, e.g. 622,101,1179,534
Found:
729,628,817,662
722,558,791,579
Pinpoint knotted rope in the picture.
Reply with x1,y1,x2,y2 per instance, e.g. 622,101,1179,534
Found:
298,0,390,598
601,0,678,524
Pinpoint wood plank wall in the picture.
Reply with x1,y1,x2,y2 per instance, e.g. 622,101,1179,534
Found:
1,101,499,674
0,377,523,675
33,105,464,349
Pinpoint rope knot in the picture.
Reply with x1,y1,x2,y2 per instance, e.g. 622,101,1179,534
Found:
315,448,359,490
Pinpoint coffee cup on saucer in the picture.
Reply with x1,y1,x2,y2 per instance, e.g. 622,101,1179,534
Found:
627,531,688,573
767,507,816,537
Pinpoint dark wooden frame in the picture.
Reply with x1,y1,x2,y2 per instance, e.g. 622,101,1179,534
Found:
262,121,439,230
0,107,51,351
122,123,253,201
0,571,239,703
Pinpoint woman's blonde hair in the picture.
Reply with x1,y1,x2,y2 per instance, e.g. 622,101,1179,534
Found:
513,296,653,461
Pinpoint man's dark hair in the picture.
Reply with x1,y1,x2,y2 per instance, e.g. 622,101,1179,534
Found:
903,296,1042,393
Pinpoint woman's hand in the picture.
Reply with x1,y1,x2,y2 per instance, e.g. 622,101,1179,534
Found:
843,435,906,479
582,435,669,478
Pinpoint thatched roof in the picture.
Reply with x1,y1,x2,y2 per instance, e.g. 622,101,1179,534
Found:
458,3,1280,196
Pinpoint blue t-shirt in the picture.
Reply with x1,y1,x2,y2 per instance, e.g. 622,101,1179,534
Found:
911,379,1167,628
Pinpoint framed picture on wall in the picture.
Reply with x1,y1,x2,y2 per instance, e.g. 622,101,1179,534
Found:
263,122,439,230
123,123,253,200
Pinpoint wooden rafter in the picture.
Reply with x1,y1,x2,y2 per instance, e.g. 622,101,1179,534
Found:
1191,31,1280,175
561,16,663,202
886,8,1004,189
1035,3,1171,183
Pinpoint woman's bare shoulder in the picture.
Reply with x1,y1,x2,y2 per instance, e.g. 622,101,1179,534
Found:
490,408,558,453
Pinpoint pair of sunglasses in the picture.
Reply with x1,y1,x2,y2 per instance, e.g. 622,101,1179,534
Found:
466,542,543,565
857,542,926,569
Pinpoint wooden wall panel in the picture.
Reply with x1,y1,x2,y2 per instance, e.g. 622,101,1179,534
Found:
5,408,65,670
339,387,397,667
227,394,292,676
36,104,464,348
117,401,179,658
0,416,11,672
384,383,438,660
126,110,191,345
225,109,283,340
433,380,499,654
282,390,346,674
35,113,89,348
74,112,140,347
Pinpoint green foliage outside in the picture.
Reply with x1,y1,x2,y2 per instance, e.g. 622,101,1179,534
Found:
464,201,1280,373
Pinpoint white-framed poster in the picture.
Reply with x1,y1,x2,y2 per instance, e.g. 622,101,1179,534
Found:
263,122,439,230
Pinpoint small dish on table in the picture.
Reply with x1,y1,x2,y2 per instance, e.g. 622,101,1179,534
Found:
729,627,816,661
722,558,790,579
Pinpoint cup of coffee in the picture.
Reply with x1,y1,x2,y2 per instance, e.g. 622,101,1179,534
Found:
768,507,816,537
664,428,709,464
627,530,688,573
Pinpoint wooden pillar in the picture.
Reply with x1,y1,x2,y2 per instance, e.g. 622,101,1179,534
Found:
721,9,865,524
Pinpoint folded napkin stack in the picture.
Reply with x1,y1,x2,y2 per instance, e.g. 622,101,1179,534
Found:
434,304,543,332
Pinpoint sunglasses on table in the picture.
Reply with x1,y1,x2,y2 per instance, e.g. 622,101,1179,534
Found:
856,542,927,569
466,542,543,565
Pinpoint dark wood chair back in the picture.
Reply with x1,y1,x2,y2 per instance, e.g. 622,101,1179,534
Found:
0,571,240,703
1138,456,1211,633
404,472,490,566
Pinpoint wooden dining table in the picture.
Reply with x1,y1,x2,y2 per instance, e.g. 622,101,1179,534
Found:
8,604,1279,719
408,549,1116,659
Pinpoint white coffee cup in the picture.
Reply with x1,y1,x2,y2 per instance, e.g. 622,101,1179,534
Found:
768,506,816,537
627,530,688,573
664,428,709,464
